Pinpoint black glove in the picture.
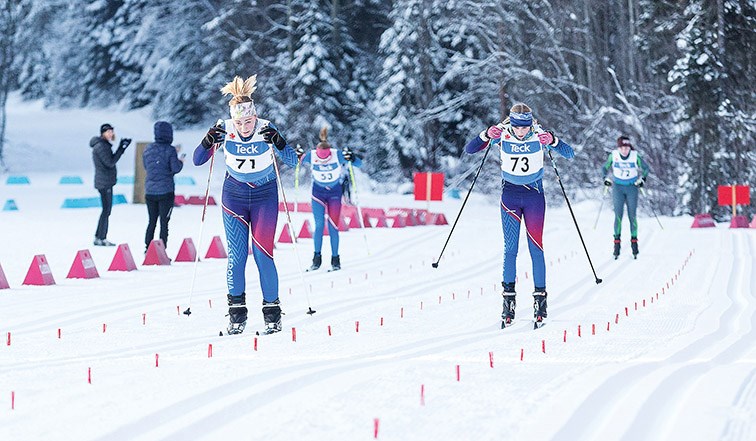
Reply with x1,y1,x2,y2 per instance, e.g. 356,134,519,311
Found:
342,147,354,162
118,138,132,150
295,145,305,159
634,176,645,188
201,125,226,149
603,178,613,187
259,125,287,150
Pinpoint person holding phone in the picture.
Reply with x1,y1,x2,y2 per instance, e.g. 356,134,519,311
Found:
143,121,184,253
91,123,131,246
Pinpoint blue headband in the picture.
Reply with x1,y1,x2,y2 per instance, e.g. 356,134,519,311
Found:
509,111,533,127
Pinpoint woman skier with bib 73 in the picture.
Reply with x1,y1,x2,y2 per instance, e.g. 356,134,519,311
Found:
464,103,574,329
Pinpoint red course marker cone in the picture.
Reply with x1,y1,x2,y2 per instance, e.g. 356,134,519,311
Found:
391,215,406,228
174,238,198,262
205,236,228,259
434,213,449,225
338,214,350,232
143,240,171,266
22,254,56,286
277,223,294,243
66,249,100,279
298,220,314,239
374,214,388,228
0,262,10,289
108,244,138,272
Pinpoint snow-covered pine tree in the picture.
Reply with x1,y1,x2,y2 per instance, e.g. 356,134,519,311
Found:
49,0,134,107
136,0,224,126
286,0,350,144
0,0,30,167
373,0,489,179
668,0,754,220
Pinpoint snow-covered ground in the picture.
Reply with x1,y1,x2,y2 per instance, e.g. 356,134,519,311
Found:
1,96,755,440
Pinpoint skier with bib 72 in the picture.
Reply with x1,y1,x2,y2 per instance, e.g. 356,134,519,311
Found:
601,135,651,260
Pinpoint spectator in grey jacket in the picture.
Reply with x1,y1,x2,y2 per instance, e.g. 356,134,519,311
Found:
91,123,131,246
143,121,184,252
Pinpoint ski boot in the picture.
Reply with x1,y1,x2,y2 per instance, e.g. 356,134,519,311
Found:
330,255,341,272
261,299,282,335
308,253,322,271
631,237,639,259
613,235,621,260
533,290,548,329
501,282,516,328
226,293,248,335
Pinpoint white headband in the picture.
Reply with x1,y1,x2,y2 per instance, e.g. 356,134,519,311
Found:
230,101,256,119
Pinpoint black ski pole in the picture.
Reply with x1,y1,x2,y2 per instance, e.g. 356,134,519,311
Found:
547,150,603,284
432,145,492,268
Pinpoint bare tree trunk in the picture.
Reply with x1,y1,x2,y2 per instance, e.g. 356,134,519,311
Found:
0,0,17,168
582,0,595,108
715,0,734,178
331,0,341,48
627,0,637,83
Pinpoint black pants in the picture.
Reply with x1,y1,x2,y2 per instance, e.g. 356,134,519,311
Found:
95,187,113,240
145,192,174,249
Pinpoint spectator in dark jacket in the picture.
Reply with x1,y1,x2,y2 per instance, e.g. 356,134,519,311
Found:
91,123,131,246
143,121,184,252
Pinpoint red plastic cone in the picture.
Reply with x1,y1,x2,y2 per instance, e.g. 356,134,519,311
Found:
173,195,186,206
143,240,171,266
205,236,228,259
187,195,217,205
391,215,406,228
730,215,749,228
415,209,429,225
341,205,357,219
66,249,100,279
0,262,10,289
432,213,449,225
277,224,294,243
361,212,372,228
374,214,388,228
338,214,350,232
298,220,313,238
108,244,138,272
22,254,56,286
174,238,198,262
690,213,715,228
347,213,362,228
